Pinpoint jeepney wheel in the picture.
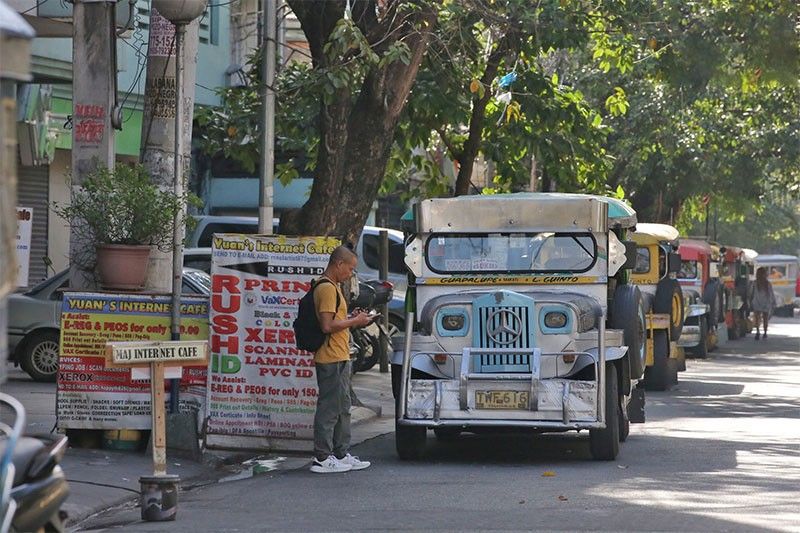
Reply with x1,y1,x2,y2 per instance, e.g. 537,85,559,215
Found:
654,278,684,340
396,420,426,460
690,316,709,359
611,285,646,380
590,363,620,461
643,330,671,391
433,427,462,441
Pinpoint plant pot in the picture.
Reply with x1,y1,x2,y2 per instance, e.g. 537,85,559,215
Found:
96,244,151,290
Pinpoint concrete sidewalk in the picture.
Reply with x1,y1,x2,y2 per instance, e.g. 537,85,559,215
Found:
1,364,394,528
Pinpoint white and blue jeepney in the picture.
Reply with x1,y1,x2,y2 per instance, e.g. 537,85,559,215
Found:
392,193,647,461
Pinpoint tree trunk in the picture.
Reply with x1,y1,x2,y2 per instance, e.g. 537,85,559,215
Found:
454,40,509,196
283,2,436,245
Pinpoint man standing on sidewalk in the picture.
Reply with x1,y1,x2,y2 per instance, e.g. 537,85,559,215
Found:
310,246,373,473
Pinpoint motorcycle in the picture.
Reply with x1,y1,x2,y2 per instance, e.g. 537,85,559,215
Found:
0,392,70,533
349,279,394,373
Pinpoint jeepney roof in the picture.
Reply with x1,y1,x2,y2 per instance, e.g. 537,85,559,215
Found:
632,223,679,245
413,193,637,233
679,238,713,259
755,254,799,263
722,245,743,262
741,248,758,262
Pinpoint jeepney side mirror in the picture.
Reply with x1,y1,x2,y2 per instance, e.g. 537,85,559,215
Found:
668,252,682,274
622,241,638,270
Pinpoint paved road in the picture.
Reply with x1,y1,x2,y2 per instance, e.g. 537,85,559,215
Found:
72,317,799,531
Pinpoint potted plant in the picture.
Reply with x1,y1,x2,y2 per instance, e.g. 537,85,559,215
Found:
54,164,187,290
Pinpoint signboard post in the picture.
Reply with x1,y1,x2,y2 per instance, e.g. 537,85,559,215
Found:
105,339,208,520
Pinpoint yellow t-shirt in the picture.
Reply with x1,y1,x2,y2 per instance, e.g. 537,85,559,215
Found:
312,278,350,364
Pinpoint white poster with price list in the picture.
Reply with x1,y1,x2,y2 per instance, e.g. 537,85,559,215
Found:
15,207,32,287
205,234,341,451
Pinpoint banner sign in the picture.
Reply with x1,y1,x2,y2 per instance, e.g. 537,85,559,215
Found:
107,340,209,365
15,207,32,287
206,234,340,450
57,293,209,429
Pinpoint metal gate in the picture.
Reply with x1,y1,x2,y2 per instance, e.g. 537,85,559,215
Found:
17,162,49,287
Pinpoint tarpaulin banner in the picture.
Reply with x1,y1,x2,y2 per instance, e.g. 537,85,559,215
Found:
205,234,340,450
56,292,209,429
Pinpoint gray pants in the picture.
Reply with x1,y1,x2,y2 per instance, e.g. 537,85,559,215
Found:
313,360,351,461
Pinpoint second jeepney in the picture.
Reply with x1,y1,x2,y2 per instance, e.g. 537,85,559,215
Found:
392,193,647,461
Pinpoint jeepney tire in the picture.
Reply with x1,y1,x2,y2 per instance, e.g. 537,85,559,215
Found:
391,364,402,399
702,281,720,326
690,316,709,359
590,363,620,461
643,330,671,391
396,420,426,460
654,278,684,340
433,427,462,441
611,285,646,380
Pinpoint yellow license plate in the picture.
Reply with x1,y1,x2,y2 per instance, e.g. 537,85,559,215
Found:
475,390,530,410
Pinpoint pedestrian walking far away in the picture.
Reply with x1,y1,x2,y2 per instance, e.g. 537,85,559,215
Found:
750,266,778,340
310,246,373,473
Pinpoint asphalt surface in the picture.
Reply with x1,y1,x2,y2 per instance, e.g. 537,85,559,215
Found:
73,316,800,532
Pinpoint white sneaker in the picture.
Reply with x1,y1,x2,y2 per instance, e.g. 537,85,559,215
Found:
338,453,370,471
310,455,352,474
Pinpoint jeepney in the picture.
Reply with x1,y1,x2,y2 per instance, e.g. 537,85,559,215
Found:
676,239,718,357
630,223,685,391
392,193,646,461
754,254,799,315
720,245,752,338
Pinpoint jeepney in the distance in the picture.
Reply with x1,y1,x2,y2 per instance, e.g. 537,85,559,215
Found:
719,245,752,338
630,223,685,391
392,193,647,461
677,239,719,357
754,254,799,316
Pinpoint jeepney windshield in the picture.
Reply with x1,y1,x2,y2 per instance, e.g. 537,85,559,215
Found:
679,260,699,280
425,232,597,274
634,247,651,274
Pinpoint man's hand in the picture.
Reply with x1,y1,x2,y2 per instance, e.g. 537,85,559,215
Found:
351,311,373,328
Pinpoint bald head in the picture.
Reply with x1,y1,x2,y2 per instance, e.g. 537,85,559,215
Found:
323,245,358,283
328,245,356,267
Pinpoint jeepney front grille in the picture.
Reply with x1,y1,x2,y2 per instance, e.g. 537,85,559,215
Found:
475,305,532,372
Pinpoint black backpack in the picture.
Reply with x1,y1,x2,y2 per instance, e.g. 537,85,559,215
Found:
293,278,341,352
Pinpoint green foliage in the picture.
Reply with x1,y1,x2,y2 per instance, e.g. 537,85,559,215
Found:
194,0,798,244
53,164,196,251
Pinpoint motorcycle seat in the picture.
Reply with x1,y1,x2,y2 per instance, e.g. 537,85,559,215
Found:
0,436,45,485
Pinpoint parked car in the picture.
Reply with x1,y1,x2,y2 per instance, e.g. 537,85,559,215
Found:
6,268,211,382
187,215,408,292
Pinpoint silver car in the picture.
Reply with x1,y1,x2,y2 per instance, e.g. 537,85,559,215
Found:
7,268,211,382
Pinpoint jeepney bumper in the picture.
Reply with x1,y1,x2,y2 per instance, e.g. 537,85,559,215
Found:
677,325,701,347
398,377,602,430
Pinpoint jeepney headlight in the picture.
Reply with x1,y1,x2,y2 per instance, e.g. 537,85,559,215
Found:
441,314,465,331
544,311,568,329
436,308,469,336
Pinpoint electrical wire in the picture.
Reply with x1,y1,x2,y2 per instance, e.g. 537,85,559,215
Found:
20,0,49,15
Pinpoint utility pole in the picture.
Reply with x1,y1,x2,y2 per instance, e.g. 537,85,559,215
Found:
258,0,276,234
140,7,201,293
69,0,117,289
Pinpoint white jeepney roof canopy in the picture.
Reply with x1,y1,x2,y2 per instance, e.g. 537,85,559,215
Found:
413,193,637,234
633,223,680,245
